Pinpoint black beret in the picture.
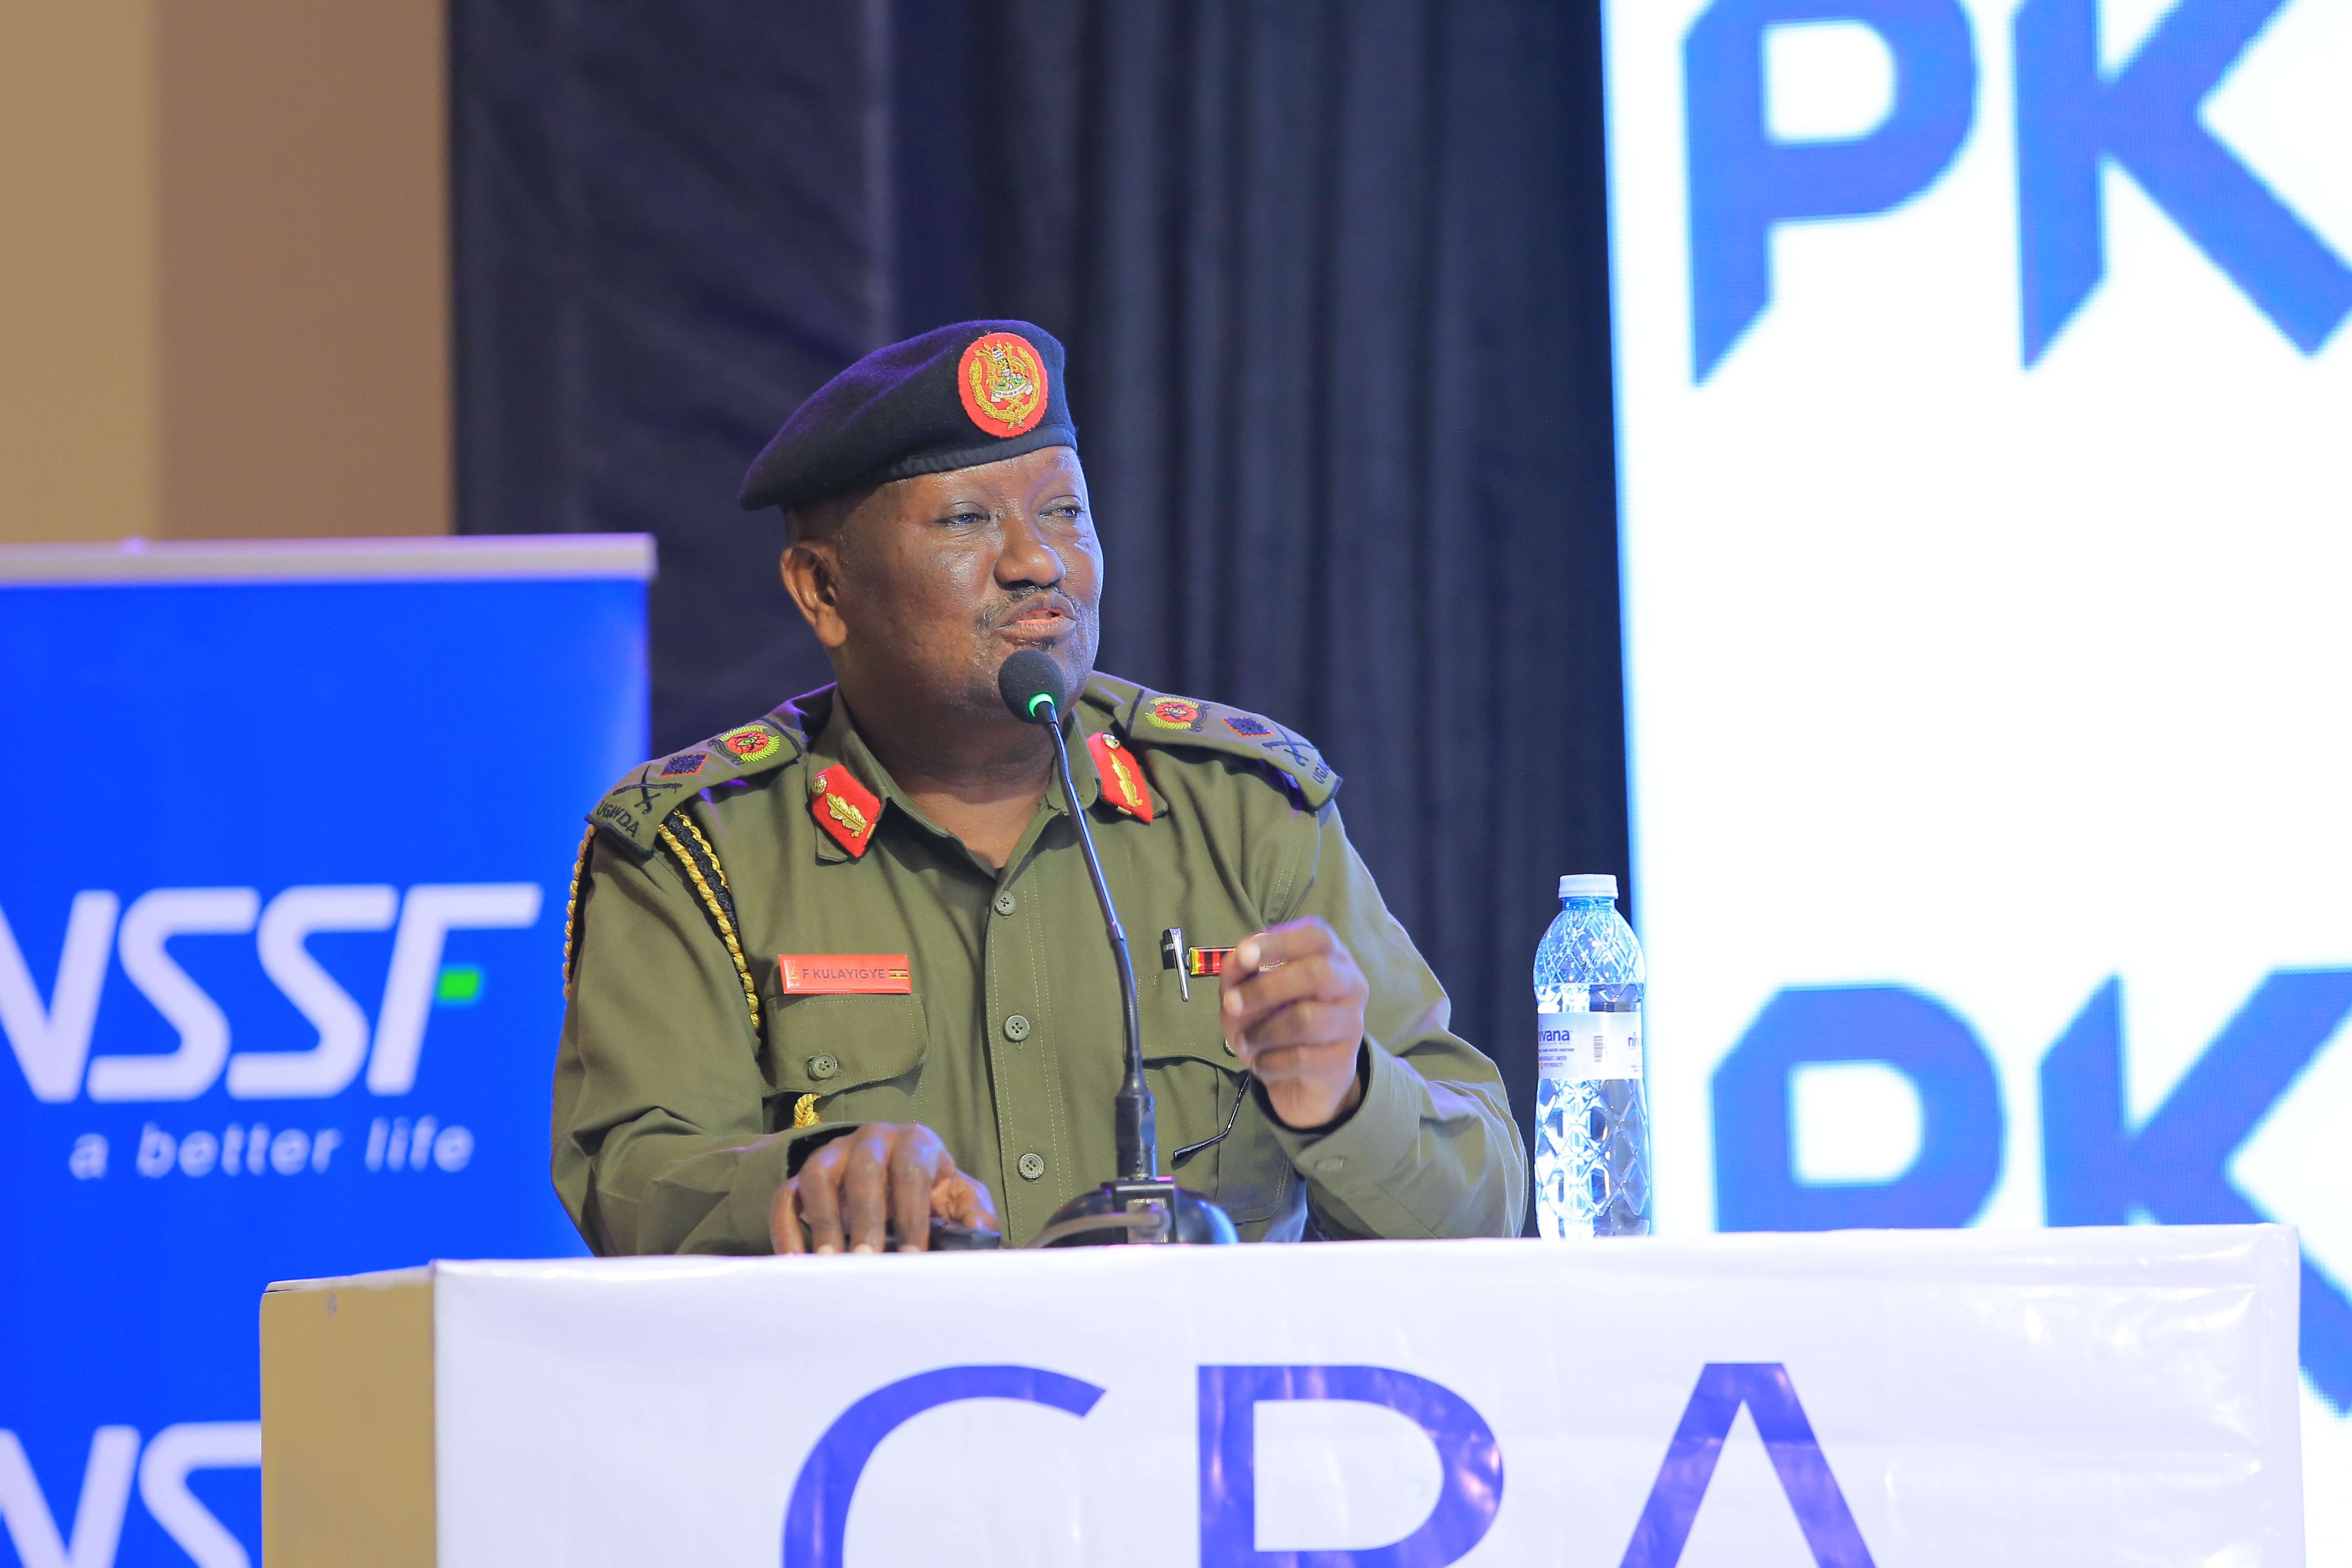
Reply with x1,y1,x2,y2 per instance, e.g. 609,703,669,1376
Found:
738,320,1077,512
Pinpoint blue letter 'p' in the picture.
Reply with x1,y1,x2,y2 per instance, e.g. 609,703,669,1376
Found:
780,1365,1105,1567
1685,0,1977,380
1713,985,2003,1231
1198,1365,1503,1568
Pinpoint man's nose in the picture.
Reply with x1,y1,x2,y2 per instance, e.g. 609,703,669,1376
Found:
996,512,1064,587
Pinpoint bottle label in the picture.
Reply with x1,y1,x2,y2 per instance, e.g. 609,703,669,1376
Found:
1537,1009,1644,1082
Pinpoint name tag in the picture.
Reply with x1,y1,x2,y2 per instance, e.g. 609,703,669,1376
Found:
778,954,912,994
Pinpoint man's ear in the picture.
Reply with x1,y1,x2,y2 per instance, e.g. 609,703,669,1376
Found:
781,539,850,651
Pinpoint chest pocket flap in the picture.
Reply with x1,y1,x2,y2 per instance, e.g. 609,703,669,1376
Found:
1140,965,1242,1069
766,992,928,1095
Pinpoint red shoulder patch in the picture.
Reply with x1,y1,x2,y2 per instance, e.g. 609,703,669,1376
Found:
1087,732,1154,823
810,765,882,856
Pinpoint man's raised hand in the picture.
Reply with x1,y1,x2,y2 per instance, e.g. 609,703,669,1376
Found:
1219,917,1370,1129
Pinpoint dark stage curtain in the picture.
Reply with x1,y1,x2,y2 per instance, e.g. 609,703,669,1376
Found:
451,0,886,731
454,0,1628,1187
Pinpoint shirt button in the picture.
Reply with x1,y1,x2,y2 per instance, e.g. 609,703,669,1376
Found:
807,1054,839,1080
1018,1152,1046,1180
1314,1156,1345,1174
1003,1014,1031,1042
993,891,1017,916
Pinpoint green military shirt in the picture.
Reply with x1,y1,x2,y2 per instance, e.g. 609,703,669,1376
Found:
552,672,1526,1250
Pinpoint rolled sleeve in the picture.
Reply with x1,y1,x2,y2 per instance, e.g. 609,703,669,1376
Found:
1263,804,1529,1240
1271,1042,1524,1238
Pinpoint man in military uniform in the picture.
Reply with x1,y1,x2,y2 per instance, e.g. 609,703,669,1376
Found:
553,321,1525,1252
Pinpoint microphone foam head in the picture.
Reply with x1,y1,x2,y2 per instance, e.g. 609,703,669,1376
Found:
998,648,1065,725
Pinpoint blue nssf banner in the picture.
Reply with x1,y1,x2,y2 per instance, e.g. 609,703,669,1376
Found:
0,537,649,1568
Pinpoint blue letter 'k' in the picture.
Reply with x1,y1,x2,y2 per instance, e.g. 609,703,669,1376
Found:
2014,0,2352,363
2041,971,2352,1414
1618,1363,1875,1568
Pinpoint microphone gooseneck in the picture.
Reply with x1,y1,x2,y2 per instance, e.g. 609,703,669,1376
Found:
998,650,1155,1181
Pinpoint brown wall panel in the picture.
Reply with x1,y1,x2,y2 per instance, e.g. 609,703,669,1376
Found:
0,2,156,543
155,0,448,538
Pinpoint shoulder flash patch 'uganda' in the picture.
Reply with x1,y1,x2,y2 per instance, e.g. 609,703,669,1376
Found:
1118,688,1341,810
1087,732,1154,822
811,765,882,856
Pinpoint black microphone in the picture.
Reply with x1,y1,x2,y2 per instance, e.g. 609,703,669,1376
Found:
999,650,1235,1247
999,649,1153,1179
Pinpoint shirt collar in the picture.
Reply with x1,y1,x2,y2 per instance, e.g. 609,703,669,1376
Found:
806,698,1103,864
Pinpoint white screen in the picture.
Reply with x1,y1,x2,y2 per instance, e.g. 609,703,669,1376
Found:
1605,0,2352,1550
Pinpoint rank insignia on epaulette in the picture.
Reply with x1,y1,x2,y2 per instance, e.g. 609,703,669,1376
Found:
1188,946,1236,977
1142,697,1205,732
1087,731,1154,822
1222,714,1274,737
659,751,710,778
810,765,882,856
717,724,784,766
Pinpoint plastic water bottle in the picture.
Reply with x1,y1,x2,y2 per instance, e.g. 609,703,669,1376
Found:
1534,874,1650,1237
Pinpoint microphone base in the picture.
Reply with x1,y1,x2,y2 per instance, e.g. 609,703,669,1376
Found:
1036,1178,1240,1247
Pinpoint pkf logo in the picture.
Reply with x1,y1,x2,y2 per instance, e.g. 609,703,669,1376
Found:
1685,0,2352,377
1713,974,2352,1412
780,1362,1871,1568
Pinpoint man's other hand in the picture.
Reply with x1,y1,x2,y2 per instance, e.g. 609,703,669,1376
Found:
1220,917,1370,1129
771,1123,999,1253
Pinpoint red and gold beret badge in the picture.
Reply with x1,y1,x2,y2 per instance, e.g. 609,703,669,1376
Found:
957,331,1049,438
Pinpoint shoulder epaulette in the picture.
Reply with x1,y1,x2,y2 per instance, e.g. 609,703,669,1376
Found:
1089,675,1341,810
585,696,820,853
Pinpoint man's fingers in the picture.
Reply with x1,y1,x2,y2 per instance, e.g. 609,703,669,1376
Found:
839,1126,894,1253
966,1174,1000,1231
771,1179,806,1254
1223,921,1364,1034
1222,953,1336,1019
934,1170,1002,1234
1251,1048,1345,1086
887,1131,946,1252
1238,1000,1359,1059
1232,918,1338,974
1238,1029,1360,1083
797,1145,847,1254
776,1124,994,1255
